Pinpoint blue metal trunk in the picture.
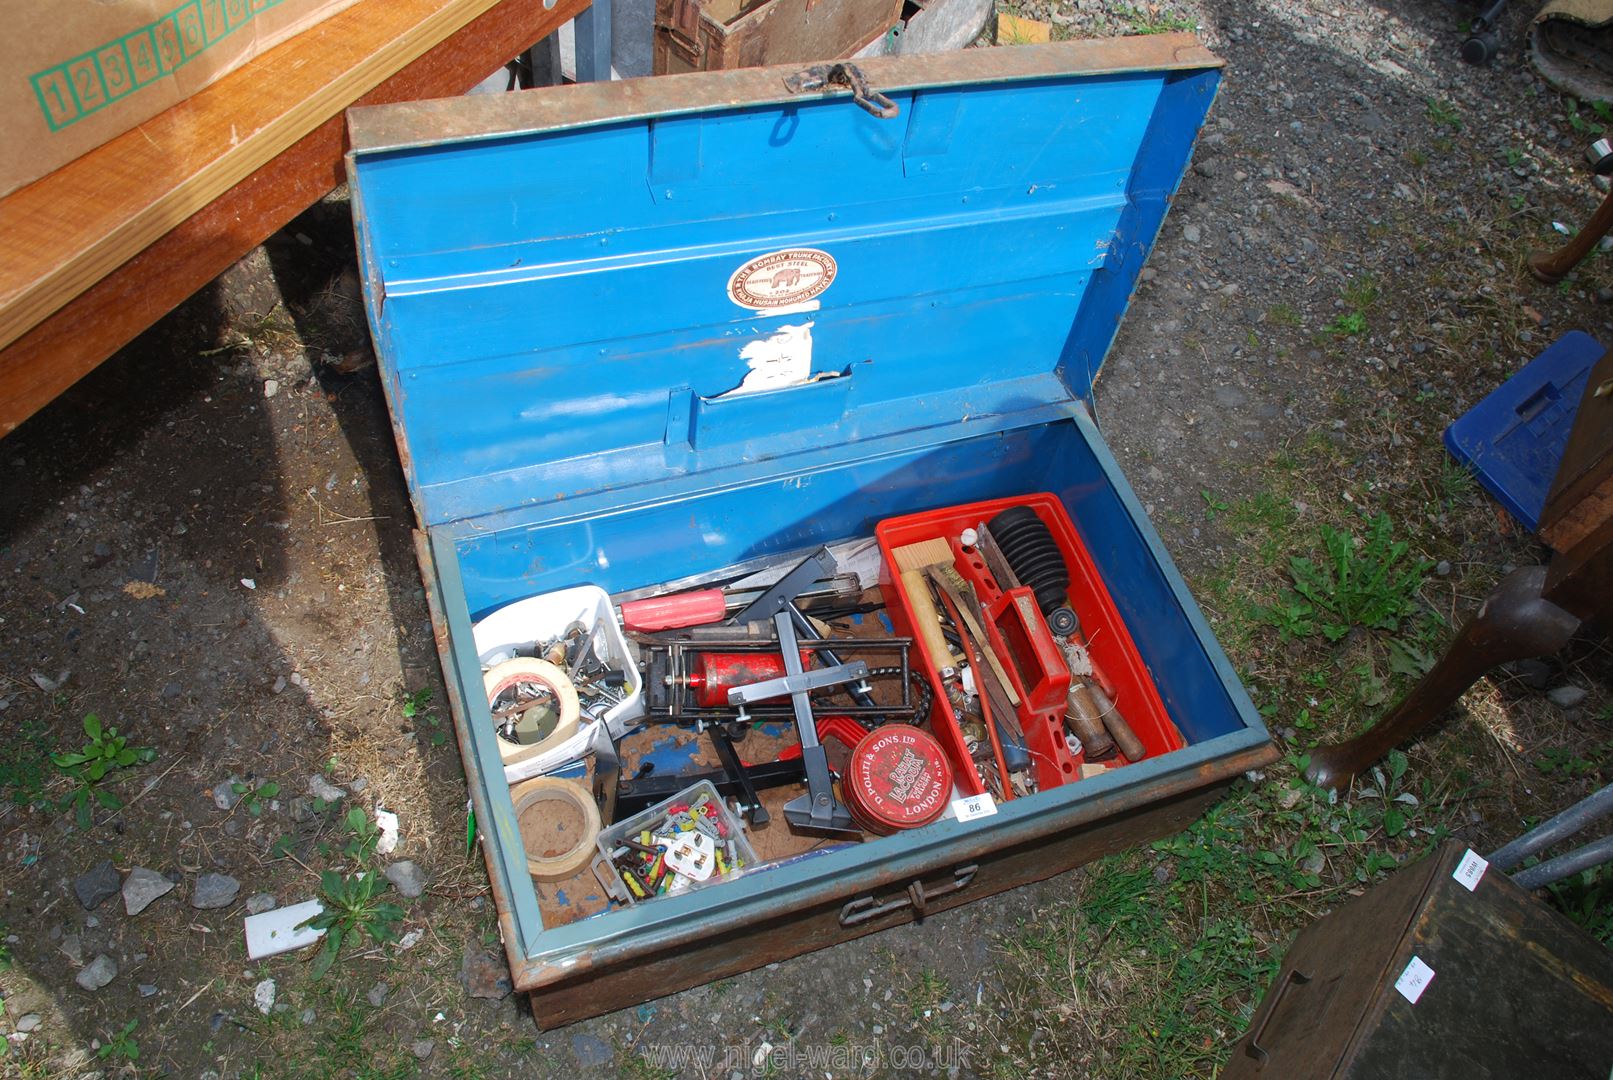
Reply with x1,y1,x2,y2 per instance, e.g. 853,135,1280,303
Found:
348,36,1276,1027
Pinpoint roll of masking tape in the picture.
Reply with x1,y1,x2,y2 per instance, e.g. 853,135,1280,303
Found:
483,657,580,766
508,777,601,882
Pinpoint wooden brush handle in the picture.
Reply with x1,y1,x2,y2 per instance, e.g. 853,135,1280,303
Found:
1066,680,1116,759
929,569,1021,706
902,569,956,672
1086,680,1145,762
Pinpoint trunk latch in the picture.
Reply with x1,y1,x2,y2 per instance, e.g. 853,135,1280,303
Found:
784,62,899,119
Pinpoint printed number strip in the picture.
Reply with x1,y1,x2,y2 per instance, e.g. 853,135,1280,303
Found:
29,0,287,131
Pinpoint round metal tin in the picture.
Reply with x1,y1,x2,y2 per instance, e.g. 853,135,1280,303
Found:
843,725,953,835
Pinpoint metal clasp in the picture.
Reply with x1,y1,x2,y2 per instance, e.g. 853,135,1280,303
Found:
838,864,978,927
784,62,899,120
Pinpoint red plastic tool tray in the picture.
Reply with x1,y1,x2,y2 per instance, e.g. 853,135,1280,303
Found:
876,493,1184,795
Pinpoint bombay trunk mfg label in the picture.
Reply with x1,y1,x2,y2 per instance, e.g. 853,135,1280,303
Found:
855,729,947,825
726,248,837,310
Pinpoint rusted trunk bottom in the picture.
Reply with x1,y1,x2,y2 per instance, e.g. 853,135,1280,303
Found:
528,779,1226,1028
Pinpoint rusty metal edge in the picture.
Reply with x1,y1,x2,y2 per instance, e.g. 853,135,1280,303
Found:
413,527,535,970
347,34,1222,154
510,736,1277,991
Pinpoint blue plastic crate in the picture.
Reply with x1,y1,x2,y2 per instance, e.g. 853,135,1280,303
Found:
1445,331,1604,532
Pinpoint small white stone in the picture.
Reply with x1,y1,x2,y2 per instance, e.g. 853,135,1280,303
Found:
254,978,276,1014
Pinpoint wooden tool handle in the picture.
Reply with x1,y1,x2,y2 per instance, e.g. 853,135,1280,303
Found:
902,569,956,672
928,569,1021,707
1066,680,1115,759
1089,680,1146,762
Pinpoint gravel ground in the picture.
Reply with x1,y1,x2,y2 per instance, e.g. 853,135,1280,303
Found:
4,1,1613,1077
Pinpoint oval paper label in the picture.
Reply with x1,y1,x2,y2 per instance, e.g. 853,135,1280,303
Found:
727,248,837,310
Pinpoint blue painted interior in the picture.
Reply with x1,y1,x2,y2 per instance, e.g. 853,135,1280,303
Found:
451,411,1243,747
350,67,1216,527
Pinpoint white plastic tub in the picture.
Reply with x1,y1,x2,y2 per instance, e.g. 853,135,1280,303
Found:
472,585,644,783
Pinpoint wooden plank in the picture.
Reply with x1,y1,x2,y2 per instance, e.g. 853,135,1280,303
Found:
0,0,590,437
0,0,515,356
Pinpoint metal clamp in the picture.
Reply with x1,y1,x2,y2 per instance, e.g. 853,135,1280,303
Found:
838,864,978,927
783,63,899,120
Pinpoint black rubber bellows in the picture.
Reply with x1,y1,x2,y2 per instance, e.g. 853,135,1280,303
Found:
987,507,1070,617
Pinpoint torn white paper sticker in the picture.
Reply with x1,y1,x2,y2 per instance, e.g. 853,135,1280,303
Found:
1394,956,1435,1004
720,322,814,397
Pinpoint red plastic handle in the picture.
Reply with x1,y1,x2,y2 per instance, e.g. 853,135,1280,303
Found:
777,715,870,760
989,586,1070,713
619,588,727,632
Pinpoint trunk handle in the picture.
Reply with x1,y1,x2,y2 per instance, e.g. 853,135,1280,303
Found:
839,863,978,926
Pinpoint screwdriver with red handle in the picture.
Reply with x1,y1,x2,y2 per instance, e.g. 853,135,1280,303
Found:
617,589,729,632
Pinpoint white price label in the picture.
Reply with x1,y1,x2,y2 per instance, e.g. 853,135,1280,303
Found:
1453,848,1489,892
951,793,998,823
1394,956,1435,1004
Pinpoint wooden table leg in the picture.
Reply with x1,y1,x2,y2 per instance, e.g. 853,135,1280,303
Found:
1305,567,1580,791
1530,186,1613,284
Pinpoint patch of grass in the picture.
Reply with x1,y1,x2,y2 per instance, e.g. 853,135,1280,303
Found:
1534,742,1610,778
296,982,420,1079
621,1053,677,1080
0,717,53,809
1267,302,1302,327
1426,98,1462,130
906,968,949,1019
234,779,281,817
1341,274,1380,311
1437,459,1476,512
1225,491,1300,566
1565,96,1613,136
341,806,383,863
976,756,1448,1075
1324,274,1379,338
1549,865,1613,944
303,869,405,980
1114,3,1194,33
1200,489,1230,521
52,714,156,828
1326,311,1367,336
96,1020,140,1064
1268,513,1432,642
403,687,448,748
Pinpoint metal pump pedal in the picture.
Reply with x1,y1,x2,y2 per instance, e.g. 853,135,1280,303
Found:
766,611,859,836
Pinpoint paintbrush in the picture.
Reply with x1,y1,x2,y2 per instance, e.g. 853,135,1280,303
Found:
930,564,1022,709
891,538,959,677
